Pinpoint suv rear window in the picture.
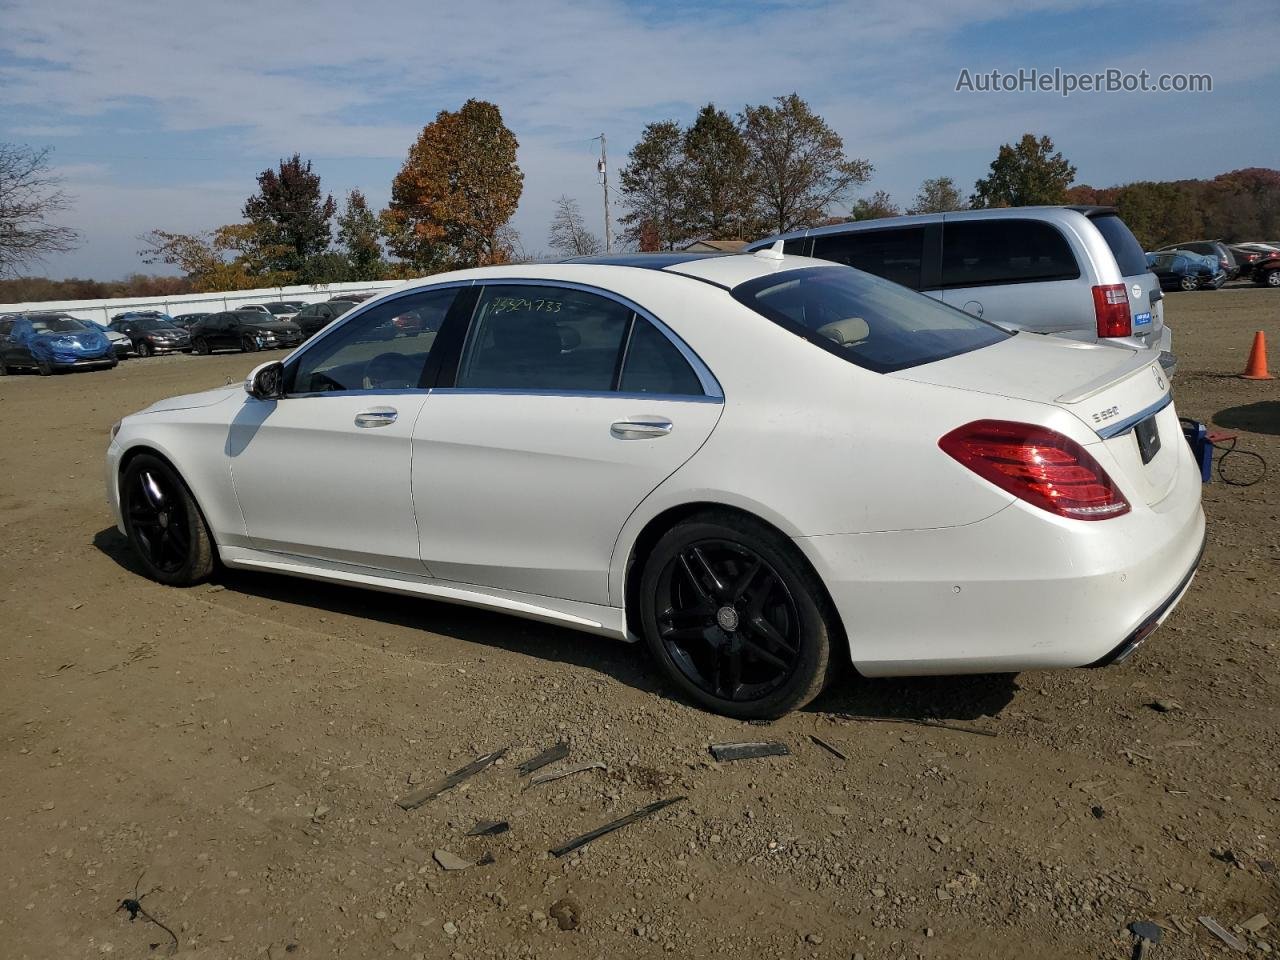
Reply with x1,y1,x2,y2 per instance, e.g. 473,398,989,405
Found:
732,265,1009,374
942,220,1079,287
1089,213,1148,277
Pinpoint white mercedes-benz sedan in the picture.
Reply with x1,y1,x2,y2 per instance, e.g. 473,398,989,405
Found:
106,250,1205,718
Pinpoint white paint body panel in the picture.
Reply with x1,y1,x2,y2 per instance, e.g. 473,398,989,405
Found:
106,255,1204,678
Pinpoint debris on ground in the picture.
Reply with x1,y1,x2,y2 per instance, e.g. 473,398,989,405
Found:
527,760,606,788
517,741,570,775
548,896,582,931
809,734,847,760
1198,916,1247,952
709,741,789,762
834,714,998,738
397,747,509,810
550,796,686,858
1150,698,1183,713
466,819,509,837
115,873,179,956
433,849,473,871
1241,914,1270,934
1129,920,1162,959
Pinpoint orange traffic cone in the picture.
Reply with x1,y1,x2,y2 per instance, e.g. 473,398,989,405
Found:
1241,331,1274,380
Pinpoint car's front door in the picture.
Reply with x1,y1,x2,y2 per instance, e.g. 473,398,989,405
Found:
228,287,464,572
412,281,723,605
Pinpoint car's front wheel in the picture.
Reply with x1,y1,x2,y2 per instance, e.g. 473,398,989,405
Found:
192,337,210,355
639,512,838,719
120,453,216,586
138,341,154,357
241,334,259,352
1267,270,1280,289
36,356,54,376
1179,274,1198,292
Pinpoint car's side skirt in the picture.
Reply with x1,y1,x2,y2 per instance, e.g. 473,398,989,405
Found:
217,546,633,641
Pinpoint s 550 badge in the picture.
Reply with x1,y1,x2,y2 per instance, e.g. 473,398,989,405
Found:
1091,405,1120,424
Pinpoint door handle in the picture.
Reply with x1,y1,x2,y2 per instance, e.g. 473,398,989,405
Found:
611,418,673,439
354,407,398,428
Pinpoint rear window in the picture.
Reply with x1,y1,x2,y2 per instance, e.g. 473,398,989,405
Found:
942,220,1079,286
811,227,925,289
732,265,1009,374
1089,213,1148,277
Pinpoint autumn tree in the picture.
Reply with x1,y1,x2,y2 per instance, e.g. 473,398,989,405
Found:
242,153,336,273
138,223,295,291
849,190,900,221
547,195,602,256
383,99,523,271
0,144,80,277
740,94,873,234
336,188,386,280
971,134,1076,208
908,176,966,214
681,104,757,239
618,120,687,251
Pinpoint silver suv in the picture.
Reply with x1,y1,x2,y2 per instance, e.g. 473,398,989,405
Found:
747,206,1174,374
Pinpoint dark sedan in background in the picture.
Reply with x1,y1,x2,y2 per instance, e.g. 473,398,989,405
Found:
189,309,303,354
1146,250,1227,291
294,300,355,339
108,314,192,356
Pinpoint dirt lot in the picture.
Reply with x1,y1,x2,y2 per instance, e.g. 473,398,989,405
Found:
2,288,1278,960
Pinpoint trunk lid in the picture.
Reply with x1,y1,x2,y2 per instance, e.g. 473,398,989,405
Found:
894,333,1179,505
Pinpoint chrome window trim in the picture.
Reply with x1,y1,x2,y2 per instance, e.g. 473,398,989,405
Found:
433,387,723,404
457,277,723,399
281,280,474,398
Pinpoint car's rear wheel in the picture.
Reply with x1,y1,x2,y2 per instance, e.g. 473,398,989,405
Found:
639,512,837,719
1179,274,1198,292
1267,270,1280,288
120,453,216,586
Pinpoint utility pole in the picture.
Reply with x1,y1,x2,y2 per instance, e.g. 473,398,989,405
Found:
594,133,612,253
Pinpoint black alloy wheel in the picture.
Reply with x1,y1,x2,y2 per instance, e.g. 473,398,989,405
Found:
241,333,259,352
138,340,154,357
192,337,210,355
121,454,216,585
640,512,836,719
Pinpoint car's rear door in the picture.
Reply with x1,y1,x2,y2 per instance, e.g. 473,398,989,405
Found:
229,287,464,572
411,280,723,605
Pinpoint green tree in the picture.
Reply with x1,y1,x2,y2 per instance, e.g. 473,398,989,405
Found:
849,190,900,221
908,176,966,214
618,120,686,251
382,99,523,271
138,223,295,291
971,134,1076,208
681,104,757,239
242,153,336,273
336,188,386,280
740,93,873,234
1111,181,1202,249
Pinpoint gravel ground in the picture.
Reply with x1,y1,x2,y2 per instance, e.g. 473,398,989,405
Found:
1,286,1277,959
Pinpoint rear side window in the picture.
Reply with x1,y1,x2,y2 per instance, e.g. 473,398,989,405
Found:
941,220,1079,287
458,285,631,391
619,318,702,395
733,265,1009,374
783,237,811,256
1089,213,1148,277
810,227,925,289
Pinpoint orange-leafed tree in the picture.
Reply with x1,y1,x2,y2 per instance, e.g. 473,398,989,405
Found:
382,99,523,272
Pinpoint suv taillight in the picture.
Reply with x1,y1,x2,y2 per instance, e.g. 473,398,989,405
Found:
1092,283,1132,338
939,420,1130,521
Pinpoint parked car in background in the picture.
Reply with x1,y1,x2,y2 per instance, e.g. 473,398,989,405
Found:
329,292,374,305
171,312,213,330
295,300,355,339
747,205,1174,374
1227,243,1277,276
106,253,1204,719
109,314,192,356
189,310,303,354
1155,240,1238,279
1146,251,1226,291
0,313,117,375
88,320,134,358
1250,251,1280,288
243,302,304,322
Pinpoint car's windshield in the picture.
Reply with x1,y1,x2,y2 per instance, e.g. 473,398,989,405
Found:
133,318,177,331
240,314,276,325
263,303,293,314
30,316,90,334
732,265,1010,373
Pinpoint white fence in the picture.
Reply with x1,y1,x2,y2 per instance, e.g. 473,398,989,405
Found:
0,279,406,327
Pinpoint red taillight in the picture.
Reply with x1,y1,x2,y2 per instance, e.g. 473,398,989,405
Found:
1092,283,1132,338
939,420,1130,521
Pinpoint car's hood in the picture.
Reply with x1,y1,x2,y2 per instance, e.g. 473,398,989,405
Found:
139,384,240,414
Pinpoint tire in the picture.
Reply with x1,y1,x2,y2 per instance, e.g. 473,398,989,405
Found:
138,340,154,358
241,333,259,352
36,356,54,376
1179,274,1198,292
1267,270,1280,289
0,355,7,376
192,337,210,355
120,453,216,586
638,511,839,719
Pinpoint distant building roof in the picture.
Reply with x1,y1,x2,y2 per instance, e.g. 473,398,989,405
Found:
681,239,749,253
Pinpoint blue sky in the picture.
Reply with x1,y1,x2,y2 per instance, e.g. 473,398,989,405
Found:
2,0,1277,279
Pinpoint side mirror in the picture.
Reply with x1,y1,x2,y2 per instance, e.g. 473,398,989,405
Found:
245,360,285,400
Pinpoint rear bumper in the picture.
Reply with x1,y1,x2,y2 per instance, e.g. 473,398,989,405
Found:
795,451,1205,676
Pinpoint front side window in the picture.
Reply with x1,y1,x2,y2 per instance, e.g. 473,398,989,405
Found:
941,220,1079,287
456,284,631,391
733,265,1009,374
810,228,925,289
289,288,457,393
